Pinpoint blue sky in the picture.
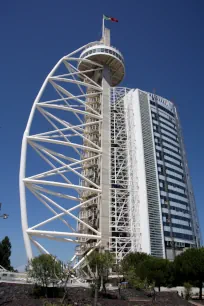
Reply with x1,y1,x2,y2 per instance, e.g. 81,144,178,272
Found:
0,0,204,269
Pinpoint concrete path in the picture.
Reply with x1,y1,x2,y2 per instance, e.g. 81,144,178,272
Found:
189,301,204,306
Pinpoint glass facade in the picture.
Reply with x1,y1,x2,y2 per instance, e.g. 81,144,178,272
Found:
148,93,200,259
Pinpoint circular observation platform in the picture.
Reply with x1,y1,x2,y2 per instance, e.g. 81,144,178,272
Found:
78,44,125,86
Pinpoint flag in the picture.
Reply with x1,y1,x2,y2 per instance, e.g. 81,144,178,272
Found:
103,15,118,22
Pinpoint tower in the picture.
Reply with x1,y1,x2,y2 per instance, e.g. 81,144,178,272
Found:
19,25,201,266
19,27,131,266
75,28,127,263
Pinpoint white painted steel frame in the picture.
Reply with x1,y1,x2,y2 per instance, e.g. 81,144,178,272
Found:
19,41,136,268
109,88,139,262
19,42,104,263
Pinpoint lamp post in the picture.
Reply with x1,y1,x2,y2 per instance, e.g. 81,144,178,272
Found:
0,203,8,219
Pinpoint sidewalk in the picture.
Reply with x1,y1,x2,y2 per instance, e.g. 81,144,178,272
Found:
189,301,204,306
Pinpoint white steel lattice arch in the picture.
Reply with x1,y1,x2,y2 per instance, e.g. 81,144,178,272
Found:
19,42,104,264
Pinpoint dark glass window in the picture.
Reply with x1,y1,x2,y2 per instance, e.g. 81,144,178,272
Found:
158,165,184,178
164,231,193,240
163,222,191,230
156,150,181,164
161,195,188,206
150,100,156,106
161,131,178,143
165,174,185,183
159,179,186,193
164,160,183,170
160,188,187,198
158,104,175,116
159,125,177,136
154,136,180,153
150,100,174,116
158,112,176,126
162,213,191,223
163,144,179,154
162,204,188,214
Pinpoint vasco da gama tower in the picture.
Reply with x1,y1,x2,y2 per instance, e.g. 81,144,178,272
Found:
19,25,201,266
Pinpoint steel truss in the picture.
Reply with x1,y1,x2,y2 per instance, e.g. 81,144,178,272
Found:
109,88,131,261
20,42,140,267
19,42,104,264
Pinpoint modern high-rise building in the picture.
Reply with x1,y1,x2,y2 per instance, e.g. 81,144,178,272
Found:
125,89,201,260
20,26,200,267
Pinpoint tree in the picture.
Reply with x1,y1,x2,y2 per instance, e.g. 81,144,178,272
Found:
121,252,150,288
138,257,171,291
58,262,75,304
184,282,192,300
174,247,204,300
0,236,14,271
88,250,115,292
83,249,115,306
121,252,150,273
27,254,63,297
121,253,173,291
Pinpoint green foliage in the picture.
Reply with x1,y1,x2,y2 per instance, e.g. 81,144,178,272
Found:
87,249,115,291
174,247,204,299
137,257,171,291
121,252,172,291
84,250,115,306
121,252,149,275
121,252,150,289
126,267,148,289
0,236,15,271
27,254,63,288
88,250,115,275
184,282,192,300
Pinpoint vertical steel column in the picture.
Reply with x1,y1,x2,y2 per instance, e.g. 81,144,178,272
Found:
100,66,111,249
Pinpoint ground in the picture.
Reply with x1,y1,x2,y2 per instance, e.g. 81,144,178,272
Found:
0,283,195,305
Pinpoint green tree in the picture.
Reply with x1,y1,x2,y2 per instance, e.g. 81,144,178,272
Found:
121,252,150,288
121,252,149,273
59,262,75,304
174,247,204,300
83,250,115,306
138,257,171,291
184,282,192,300
27,254,63,297
0,236,14,271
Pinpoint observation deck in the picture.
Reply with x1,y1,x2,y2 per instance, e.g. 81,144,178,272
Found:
78,44,125,86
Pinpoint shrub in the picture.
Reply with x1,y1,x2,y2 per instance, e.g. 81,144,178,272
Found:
184,282,192,300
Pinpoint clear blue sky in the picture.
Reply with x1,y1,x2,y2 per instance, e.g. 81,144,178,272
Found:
0,0,204,269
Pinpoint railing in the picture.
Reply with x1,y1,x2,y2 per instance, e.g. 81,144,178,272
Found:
80,44,124,62
0,271,29,283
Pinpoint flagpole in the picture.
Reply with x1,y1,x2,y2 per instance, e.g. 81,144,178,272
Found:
102,16,105,40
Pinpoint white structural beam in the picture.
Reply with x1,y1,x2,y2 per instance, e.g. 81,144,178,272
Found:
27,230,101,239
19,41,103,262
19,38,132,270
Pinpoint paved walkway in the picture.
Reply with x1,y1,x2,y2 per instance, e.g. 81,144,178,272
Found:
189,301,204,306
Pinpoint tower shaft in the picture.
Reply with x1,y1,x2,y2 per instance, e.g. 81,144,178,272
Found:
100,67,111,249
